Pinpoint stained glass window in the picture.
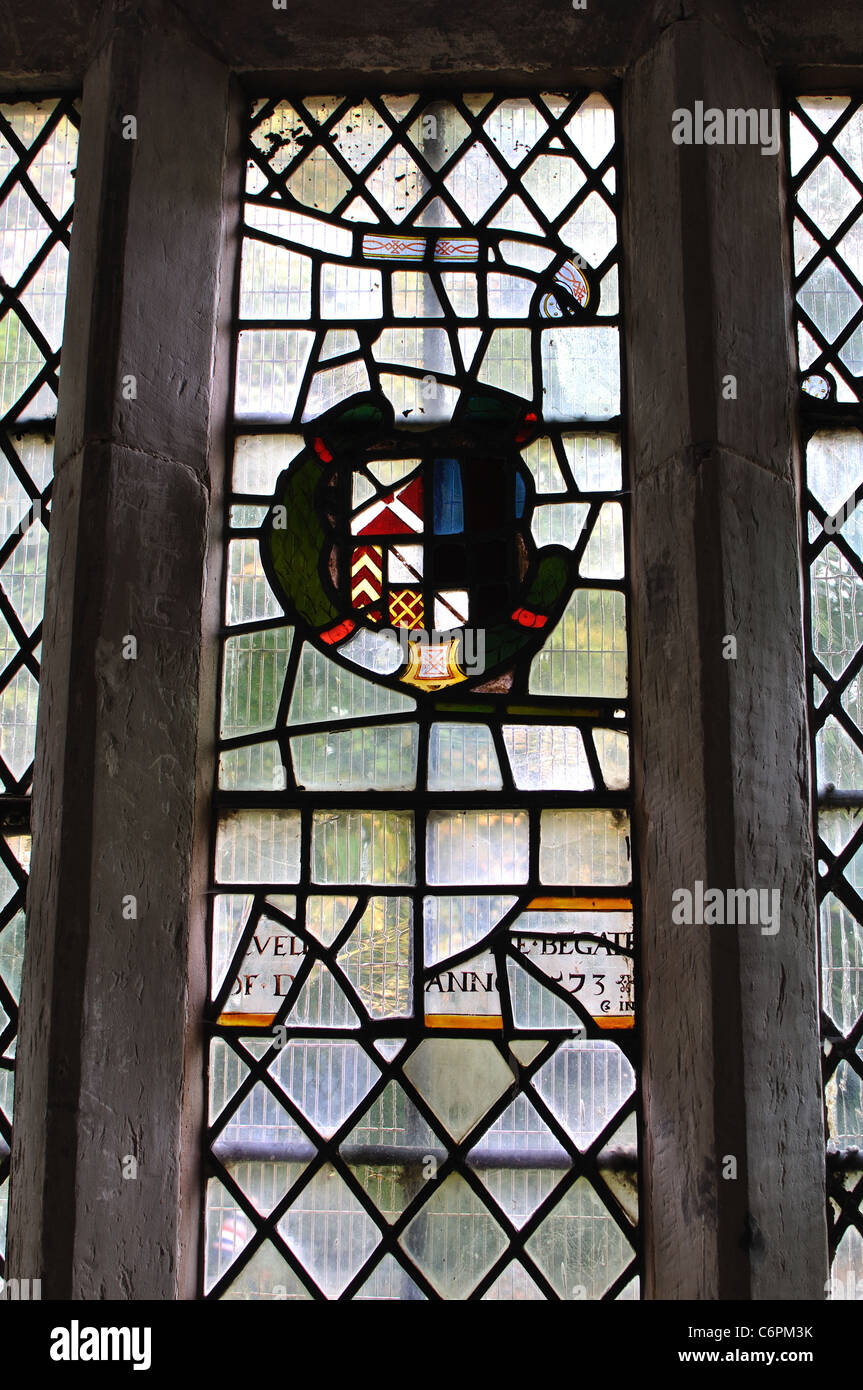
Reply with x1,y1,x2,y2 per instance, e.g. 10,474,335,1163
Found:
0,95,79,1278
789,94,863,1298
205,91,638,1299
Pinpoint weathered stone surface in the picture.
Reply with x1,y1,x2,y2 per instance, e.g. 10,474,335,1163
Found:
3,0,863,84
624,19,826,1299
6,14,234,1299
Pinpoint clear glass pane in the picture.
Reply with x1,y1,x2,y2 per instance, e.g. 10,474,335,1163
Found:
311,810,415,885
426,809,529,885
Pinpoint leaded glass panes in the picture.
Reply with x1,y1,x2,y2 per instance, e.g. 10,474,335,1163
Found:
206,91,638,1299
0,96,78,1280
790,93,863,1298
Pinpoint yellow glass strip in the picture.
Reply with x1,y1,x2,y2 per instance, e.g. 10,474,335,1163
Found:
425,1014,504,1030
527,895,632,911
595,1015,635,1030
217,1012,277,1027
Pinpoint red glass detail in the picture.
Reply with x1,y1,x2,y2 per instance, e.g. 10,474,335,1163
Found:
357,475,424,536
313,437,334,462
321,618,355,644
511,607,547,628
514,411,538,444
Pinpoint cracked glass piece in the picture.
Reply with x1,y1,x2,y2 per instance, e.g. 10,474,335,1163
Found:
291,724,418,791
278,1163,381,1297
423,894,517,966
428,723,502,790
593,728,629,789
235,329,315,416
533,1039,635,1150
539,808,631,884
520,435,567,493
530,589,627,697
240,243,311,319
427,809,529,885
826,1059,863,1150
503,725,593,790
399,1173,507,1297
312,809,414,885
402,1037,514,1141
233,433,304,492
579,502,624,578
303,358,371,419
440,272,478,317
288,644,415,725
268,1039,379,1138
338,896,412,1018
510,906,634,1029
221,629,292,739
340,1079,445,1223
468,1093,571,1228
215,810,301,884
219,741,284,791
525,1177,633,1299
531,501,591,550
542,326,620,418
810,545,863,679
